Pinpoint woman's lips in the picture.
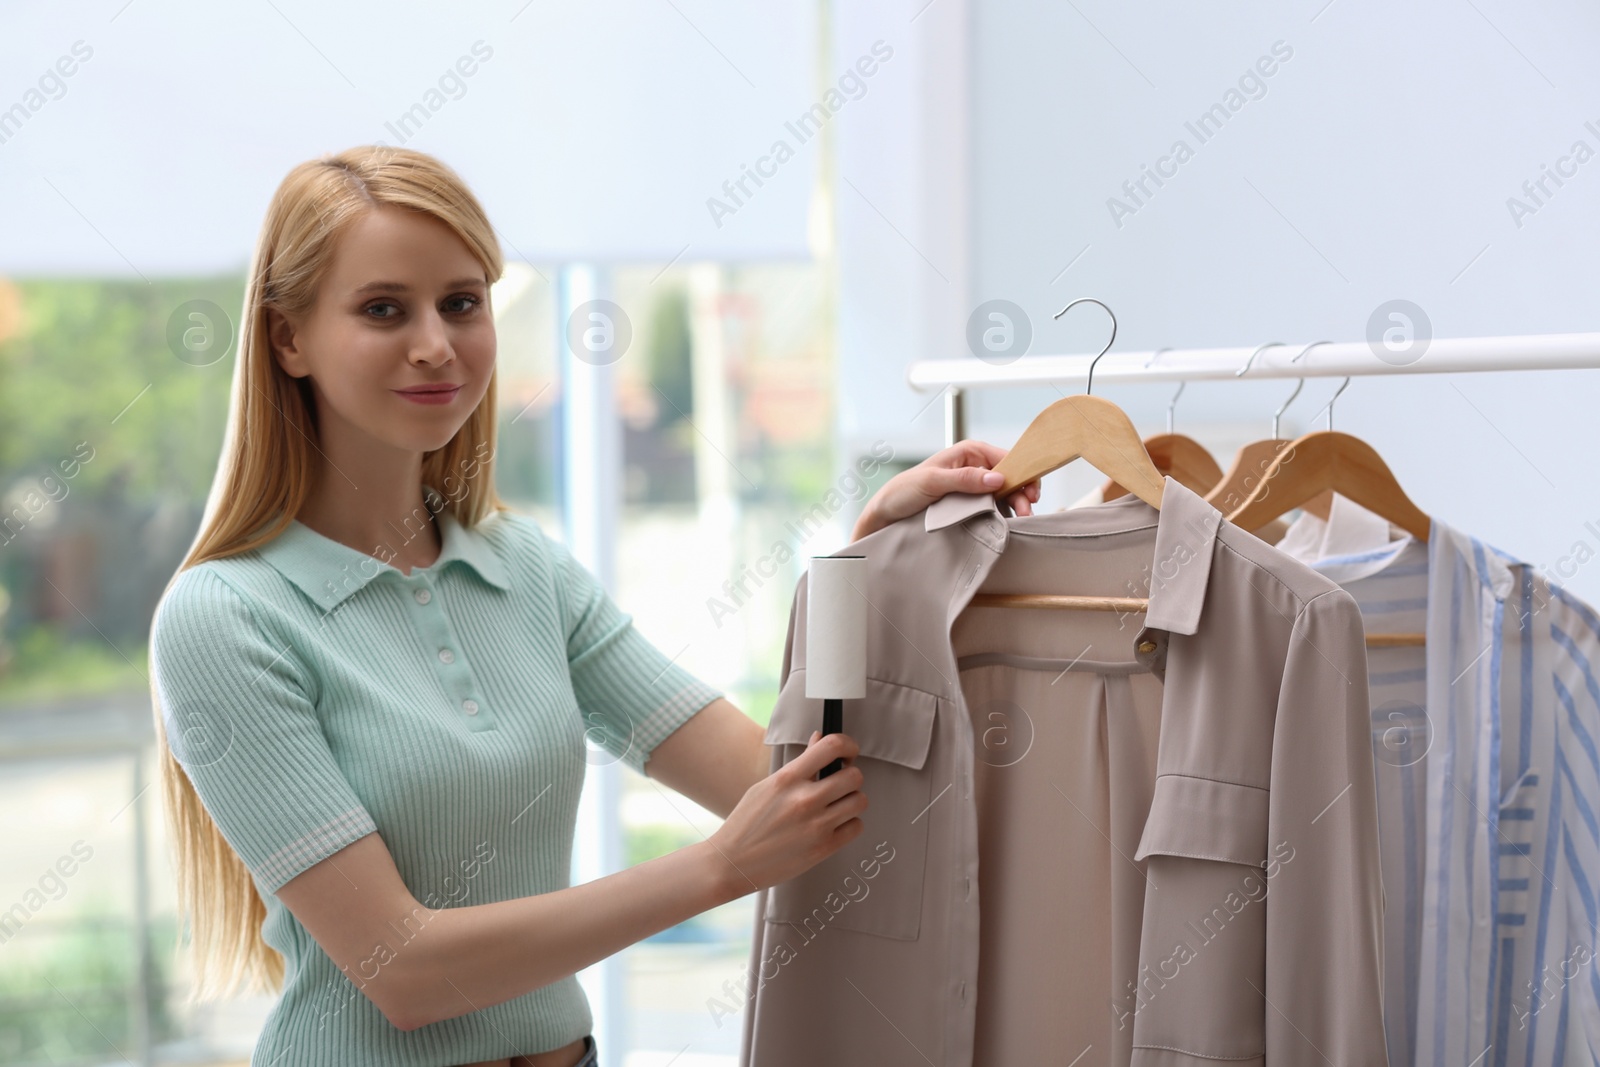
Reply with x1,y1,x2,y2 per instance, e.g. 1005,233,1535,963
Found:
394,385,462,406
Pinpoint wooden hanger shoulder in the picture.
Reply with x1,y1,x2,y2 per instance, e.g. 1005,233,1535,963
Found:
1205,437,1319,540
1104,433,1222,501
1205,438,1290,513
990,394,1166,508
1225,430,1430,542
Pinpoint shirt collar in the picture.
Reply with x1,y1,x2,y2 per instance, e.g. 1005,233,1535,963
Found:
1281,496,1520,603
1277,494,1405,576
256,491,512,613
923,474,1221,635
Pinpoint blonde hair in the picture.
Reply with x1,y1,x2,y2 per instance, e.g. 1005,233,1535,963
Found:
149,145,510,1000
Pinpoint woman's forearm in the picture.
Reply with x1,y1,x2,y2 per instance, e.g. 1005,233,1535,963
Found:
393,838,746,1031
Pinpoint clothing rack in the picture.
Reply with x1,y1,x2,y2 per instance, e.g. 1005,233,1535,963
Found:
906,331,1600,445
909,328,1600,647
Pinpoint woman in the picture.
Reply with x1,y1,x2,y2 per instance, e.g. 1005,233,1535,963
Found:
147,145,1039,1067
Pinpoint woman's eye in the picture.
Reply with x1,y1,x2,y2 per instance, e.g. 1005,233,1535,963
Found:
363,295,479,319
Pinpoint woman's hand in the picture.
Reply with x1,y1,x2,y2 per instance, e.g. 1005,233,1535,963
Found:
707,730,866,895
851,439,1042,542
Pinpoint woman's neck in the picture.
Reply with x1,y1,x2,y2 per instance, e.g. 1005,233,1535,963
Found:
295,482,442,575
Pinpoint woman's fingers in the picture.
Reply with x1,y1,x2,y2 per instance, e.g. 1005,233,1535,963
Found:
785,730,859,782
849,438,1043,541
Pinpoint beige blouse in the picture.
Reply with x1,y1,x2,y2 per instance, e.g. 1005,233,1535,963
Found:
737,477,1387,1066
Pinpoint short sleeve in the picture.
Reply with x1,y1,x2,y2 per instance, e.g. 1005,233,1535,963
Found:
535,523,723,774
150,566,377,893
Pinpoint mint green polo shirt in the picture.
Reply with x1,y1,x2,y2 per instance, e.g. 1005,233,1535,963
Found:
149,496,723,1065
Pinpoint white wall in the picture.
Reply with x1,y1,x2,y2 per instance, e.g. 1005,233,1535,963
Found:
838,0,1600,603
831,0,970,465
0,0,816,272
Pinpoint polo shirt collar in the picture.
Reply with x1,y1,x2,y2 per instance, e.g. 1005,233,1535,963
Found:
923,474,1221,635
257,491,511,613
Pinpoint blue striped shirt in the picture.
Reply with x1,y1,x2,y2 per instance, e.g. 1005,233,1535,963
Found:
1281,504,1600,1065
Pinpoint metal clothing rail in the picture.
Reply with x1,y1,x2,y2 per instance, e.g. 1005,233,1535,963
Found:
906,331,1600,445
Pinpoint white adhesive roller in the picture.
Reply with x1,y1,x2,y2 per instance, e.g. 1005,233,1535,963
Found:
805,555,868,699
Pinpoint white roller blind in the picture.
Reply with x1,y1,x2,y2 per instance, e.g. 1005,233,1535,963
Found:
0,0,817,276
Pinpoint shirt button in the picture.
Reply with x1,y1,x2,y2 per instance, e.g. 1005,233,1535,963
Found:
414,587,432,605
964,875,971,900
438,648,455,664
462,699,479,716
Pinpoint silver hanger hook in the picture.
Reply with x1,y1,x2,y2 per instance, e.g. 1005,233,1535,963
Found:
1143,347,1181,433
1312,376,1351,430
1235,341,1288,378
1054,297,1117,396
1269,340,1330,438
1300,337,1348,430
1271,379,1304,439
1290,340,1334,366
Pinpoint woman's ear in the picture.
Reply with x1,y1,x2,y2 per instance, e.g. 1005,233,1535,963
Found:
266,307,307,377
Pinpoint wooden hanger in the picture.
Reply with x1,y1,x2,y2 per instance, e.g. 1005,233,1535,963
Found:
1225,378,1428,647
1103,380,1224,500
981,349,1427,651
992,394,1166,506
1226,379,1429,541
1208,439,1301,516
1206,347,1317,543
1228,429,1430,540
989,301,1164,508
980,299,1163,613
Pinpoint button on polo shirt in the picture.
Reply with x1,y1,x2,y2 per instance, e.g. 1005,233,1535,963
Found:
149,495,722,1066
392,565,497,732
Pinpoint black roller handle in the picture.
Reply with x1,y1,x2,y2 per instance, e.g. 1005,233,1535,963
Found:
819,697,844,778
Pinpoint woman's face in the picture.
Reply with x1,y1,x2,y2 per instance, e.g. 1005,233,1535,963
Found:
268,204,496,456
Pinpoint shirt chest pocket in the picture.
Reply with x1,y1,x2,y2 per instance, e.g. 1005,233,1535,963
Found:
761,673,939,941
